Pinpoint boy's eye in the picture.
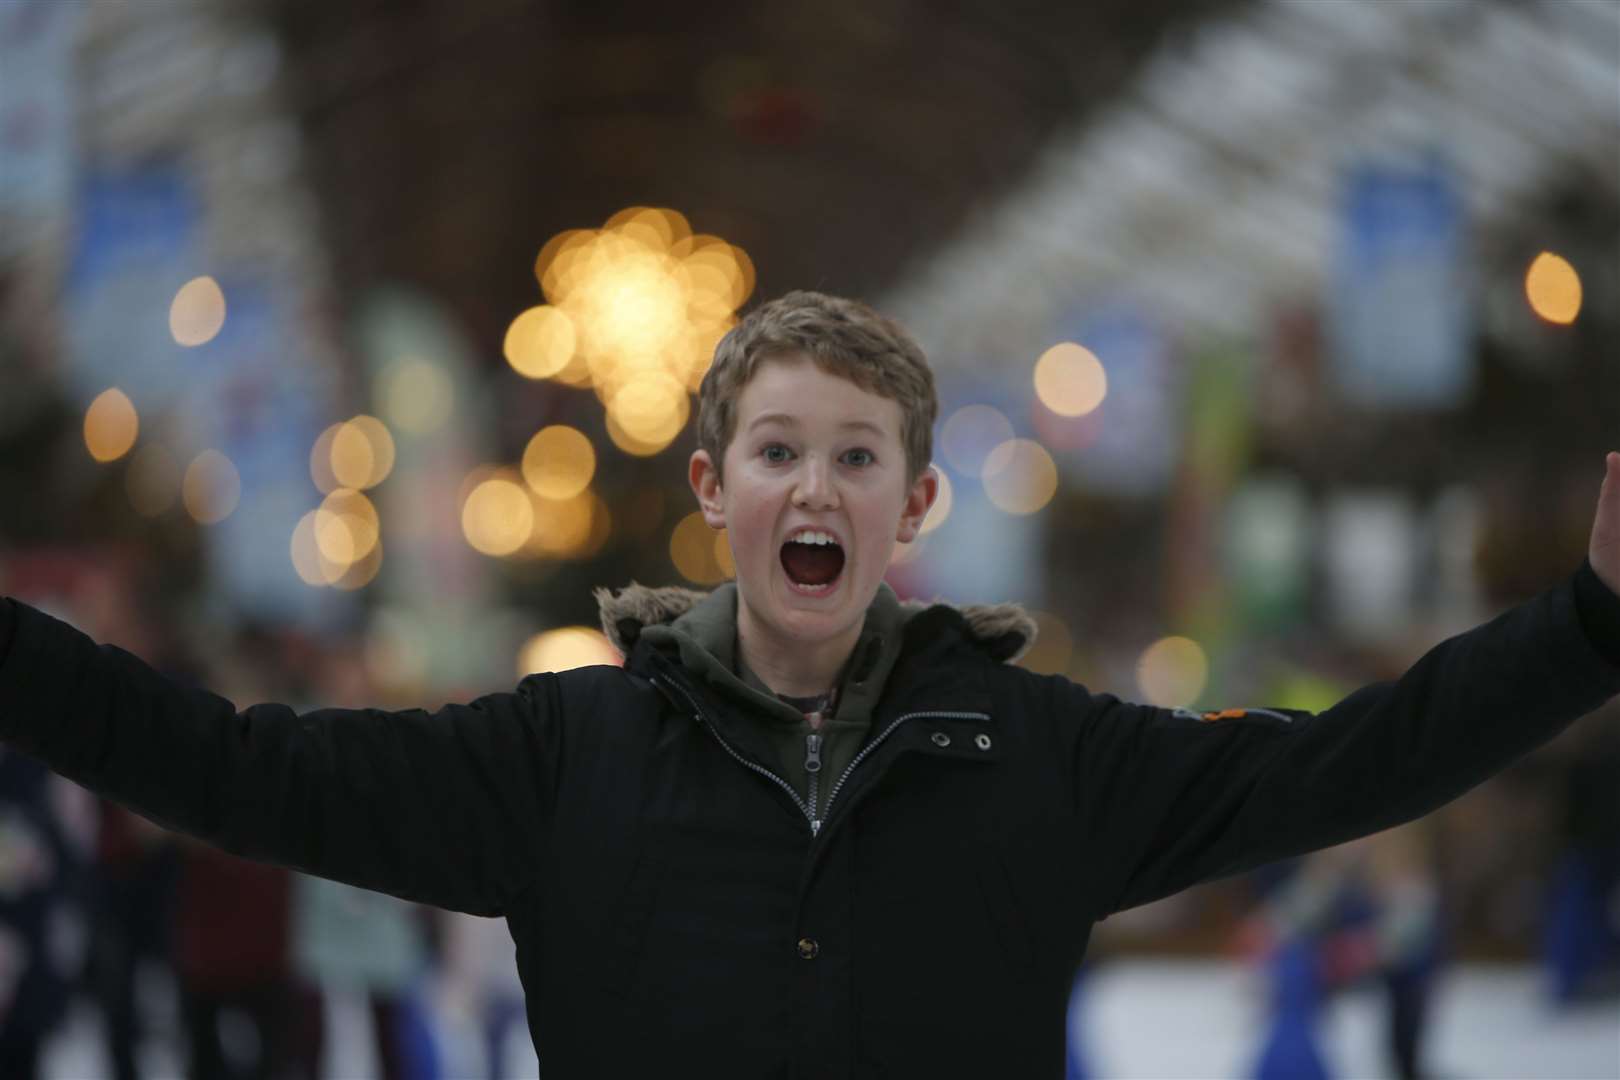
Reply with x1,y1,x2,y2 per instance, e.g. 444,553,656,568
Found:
842,448,874,467
762,444,793,464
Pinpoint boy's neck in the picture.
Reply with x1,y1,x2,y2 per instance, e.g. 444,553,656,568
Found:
736,606,861,700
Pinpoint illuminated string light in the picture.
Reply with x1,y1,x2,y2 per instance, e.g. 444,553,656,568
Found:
1136,636,1209,708
1033,343,1107,417
1525,251,1581,325
982,439,1058,515
170,276,226,346
84,389,138,463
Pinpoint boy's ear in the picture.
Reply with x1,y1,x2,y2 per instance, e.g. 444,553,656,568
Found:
689,449,726,529
895,465,940,544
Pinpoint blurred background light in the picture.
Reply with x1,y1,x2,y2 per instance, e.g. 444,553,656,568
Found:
379,358,453,436
329,415,395,490
670,510,727,584
939,404,1015,476
518,626,620,675
1524,250,1582,325
982,438,1058,515
1033,342,1108,417
1135,635,1209,708
169,275,226,346
503,305,577,379
83,388,138,463
461,473,534,556
181,449,241,525
521,425,596,500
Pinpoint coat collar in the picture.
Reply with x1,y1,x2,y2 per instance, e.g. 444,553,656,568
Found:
594,582,1038,667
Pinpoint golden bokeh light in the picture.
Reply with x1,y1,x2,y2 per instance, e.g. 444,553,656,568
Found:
1136,635,1209,708
918,467,952,535
380,358,453,436
1525,251,1582,325
84,388,138,463
315,488,380,564
522,425,596,500
1034,342,1108,417
182,449,240,525
982,438,1058,515
518,626,621,676
310,423,341,494
169,276,226,346
290,511,332,586
504,305,578,379
462,474,534,556
608,375,689,444
940,405,1014,476
516,209,752,451
1019,611,1074,676
605,402,683,457
525,489,608,560
331,542,383,591
670,510,726,584
328,415,395,490
125,442,178,516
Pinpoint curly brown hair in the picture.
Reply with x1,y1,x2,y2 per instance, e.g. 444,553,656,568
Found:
696,290,937,483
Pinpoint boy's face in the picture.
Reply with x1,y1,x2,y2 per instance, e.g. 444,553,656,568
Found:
689,354,937,655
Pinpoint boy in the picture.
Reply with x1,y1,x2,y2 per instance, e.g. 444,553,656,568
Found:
3,290,1620,1078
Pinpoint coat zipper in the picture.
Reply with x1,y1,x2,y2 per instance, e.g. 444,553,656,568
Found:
655,676,815,829
804,733,822,827
657,675,991,839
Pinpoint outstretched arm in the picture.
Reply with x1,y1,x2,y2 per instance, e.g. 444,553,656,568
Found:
0,600,561,917
1073,453,1620,917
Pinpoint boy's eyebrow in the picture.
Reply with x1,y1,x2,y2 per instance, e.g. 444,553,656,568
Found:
747,412,889,437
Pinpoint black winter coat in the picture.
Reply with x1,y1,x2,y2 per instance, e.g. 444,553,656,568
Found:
1,565,1618,1078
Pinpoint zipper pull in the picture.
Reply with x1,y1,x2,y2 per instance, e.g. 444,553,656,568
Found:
804,733,823,773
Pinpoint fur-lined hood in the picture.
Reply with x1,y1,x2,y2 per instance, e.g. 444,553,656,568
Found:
594,583,1038,665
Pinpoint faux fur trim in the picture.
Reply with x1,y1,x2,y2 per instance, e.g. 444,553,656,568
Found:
595,583,1038,665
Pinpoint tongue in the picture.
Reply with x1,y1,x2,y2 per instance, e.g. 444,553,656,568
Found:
781,542,844,586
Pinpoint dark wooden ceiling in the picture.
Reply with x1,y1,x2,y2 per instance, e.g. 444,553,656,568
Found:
270,0,1243,366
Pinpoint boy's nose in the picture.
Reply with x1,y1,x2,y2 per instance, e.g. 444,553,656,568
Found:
792,460,838,510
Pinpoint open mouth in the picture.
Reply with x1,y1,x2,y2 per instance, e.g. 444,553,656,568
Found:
780,529,845,592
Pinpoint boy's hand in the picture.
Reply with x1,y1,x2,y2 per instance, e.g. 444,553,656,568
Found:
1589,452,1620,596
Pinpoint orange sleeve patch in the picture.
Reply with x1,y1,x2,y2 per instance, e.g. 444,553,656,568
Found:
1200,709,1248,722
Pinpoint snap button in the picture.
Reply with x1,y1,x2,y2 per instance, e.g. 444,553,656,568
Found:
975,733,992,751
797,937,820,960
930,731,951,747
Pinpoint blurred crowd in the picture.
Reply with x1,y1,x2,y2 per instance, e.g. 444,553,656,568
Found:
0,560,528,1080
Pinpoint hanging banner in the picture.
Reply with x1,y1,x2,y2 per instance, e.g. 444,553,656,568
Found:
1042,305,1179,497
1326,157,1472,409
0,0,81,259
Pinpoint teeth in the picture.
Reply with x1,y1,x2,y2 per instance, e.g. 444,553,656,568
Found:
788,529,839,547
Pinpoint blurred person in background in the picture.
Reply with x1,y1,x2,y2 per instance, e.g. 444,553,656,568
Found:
2,292,1620,1077
437,910,528,1080
173,625,299,1080
0,746,90,1079
1238,823,1442,1080
1537,708,1620,1004
88,801,181,1080
288,638,433,1080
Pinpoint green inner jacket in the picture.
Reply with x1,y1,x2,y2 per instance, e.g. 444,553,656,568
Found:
641,582,910,822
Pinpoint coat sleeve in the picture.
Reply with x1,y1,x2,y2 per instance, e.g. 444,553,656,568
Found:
0,598,560,917
1070,562,1620,918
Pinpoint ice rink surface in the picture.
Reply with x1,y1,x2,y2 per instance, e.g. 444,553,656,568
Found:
41,960,1620,1079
